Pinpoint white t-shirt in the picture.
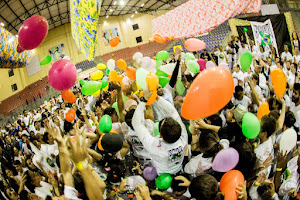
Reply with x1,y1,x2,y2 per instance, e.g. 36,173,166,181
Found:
290,102,300,128
214,51,227,64
232,96,251,110
40,143,59,157
281,52,293,62
35,181,54,199
255,137,274,177
232,71,244,82
293,55,300,64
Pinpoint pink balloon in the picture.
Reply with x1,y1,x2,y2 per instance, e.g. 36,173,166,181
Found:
122,76,130,85
141,57,153,70
212,148,239,172
197,59,206,71
220,63,229,71
184,38,206,51
206,61,216,68
17,44,24,53
48,60,77,91
143,166,157,181
18,15,48,50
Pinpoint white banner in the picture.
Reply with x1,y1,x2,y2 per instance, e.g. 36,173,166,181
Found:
250,19,279,55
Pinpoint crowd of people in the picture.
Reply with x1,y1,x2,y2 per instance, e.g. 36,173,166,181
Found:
0,32,300,200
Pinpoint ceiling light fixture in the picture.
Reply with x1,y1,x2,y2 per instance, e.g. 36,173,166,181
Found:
120,0,125,5
113,1,117,5
131,14,134,17
141,3,144,7
135,11,138,14
0,22,4,27
106,15,109,18
110,9,114,11
104,21,108,25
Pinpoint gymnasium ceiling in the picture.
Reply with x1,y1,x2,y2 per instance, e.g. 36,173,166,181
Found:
0,0,189,35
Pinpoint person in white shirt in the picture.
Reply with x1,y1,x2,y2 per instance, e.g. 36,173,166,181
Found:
214,46,228,64
232,64,244,83
258,45,269,60
281,45,293,67
232,86,252,110
293,47,300,64
290,83,300,129
132,92,188,175
238,42,249,58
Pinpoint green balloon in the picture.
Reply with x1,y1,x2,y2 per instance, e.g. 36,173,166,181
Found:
99,114,112,133
158,76,170,88
122,93,129,104
106,69,110,75
242,112,260,139
112,102,119,117
240,51,253,71
184,53,195,61
156,60,163,70
156,51,169,61
187,60,200,74
79,80,87,86
243,28,248,32
155,173,173,190
101,80,108,89
40,55,52,65
82,81,102,95
156,69,168,77
154,122,160,137
176,78,185,96
136,68,148,90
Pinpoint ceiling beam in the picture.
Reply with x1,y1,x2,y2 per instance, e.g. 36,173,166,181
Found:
32,0,42,16
57,1,62,25
0,14,19,33
117,0,134,15
3,0,23,24
19,0,31,18
46,0,56,28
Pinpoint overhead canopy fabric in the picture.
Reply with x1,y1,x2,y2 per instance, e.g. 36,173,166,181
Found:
152,0,262,39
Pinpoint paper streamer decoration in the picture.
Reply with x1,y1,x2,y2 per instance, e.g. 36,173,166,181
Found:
70,0,101,61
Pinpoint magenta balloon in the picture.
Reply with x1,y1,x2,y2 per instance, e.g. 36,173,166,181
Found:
143,166,158,181
197,59,206,71
48,60,77,91
18,15,48,50
17,44,25,53
184,38,206,51
212,147,239,172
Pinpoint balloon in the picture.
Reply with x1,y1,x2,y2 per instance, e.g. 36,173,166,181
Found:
155,173,172,190
156,69,168,77
107,59,115,70
150,60,156,70
112,102,120,117
271,68,286,98
109,70,118,82
146,73,159,91
122,93,130,104
154,122,160,137
133,52,143,61
136,68,149,90
181,67,234,119
187,60,200,73
156,51,169,61
66,109,76,122
110,37,120,47
91,71,104,81
158,76,170,88
143,166,158,181
18,15,48,50
279,128,297,153
184,53,196,61
220,63,229,71
160,63,176,75
240,52,252,71
156,60,163,70
141,57,153,70
153,34,166,43
197,59,206,71
101,80,108,89
98,135,105,151
92,89,101,97
63,56,70,60
103,84,109,91
97,63,107,69
257,101,270,120
82,81,102,96
146,90,157,105
242,112,260,139
184,38,206,51
126,67,136,80
79,80,86,86
103,76,108,81
220,170,245,200
99,115,112,133
40,55,52,65
106,69,110,75
62,90,76,103
176,78,185,96
206,61,216,68
116,59,127,70
48,60,77,91
117,75,123,84
17,44,25,53
212,148,239,172
243,28,248,32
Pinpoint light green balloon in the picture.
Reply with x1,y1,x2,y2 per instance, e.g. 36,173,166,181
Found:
156,69,168,77
187,60,200,74
242,112,260,139
99,114,112,133
176,78,185,96
112,102,119,117
79,80,86,86
156,51,169,61
40,55,52,65
156,60,163,70
184,53,196,61
101,80,108,89
82,81,102,96
240,51,253,71
158,76,170,88
122,93,129,104
136,68,148,90
154,122,160,137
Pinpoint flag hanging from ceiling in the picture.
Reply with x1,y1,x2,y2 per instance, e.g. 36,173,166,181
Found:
70,0,101,61
152,0,262,39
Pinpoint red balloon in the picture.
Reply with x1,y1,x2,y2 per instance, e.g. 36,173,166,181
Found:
181,67,234,119
197,59,206,71
220,170,245,200
18,15,48,50
66,109,76,122
17,44,25,53
62,90,76,103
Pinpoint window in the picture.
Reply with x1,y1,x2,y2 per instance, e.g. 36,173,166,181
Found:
8,69,14,77
136,36,143,43
11,84,17,92
132,24,139,30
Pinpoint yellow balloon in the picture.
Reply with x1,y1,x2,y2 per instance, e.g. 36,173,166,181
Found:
103,84,109,91
136,82,141,91
91,71,104,81
97,63,107,70
92,89,101,97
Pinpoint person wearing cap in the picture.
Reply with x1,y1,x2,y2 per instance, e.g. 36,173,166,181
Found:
132,88,188,175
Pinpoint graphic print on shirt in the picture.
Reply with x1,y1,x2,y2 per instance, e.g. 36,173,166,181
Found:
168,146,184,163
129,136,144,151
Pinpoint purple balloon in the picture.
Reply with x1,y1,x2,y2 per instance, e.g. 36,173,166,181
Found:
143,166,157,181
212,147,239,172
197,58,206,71
141,57,153,70
18,15,49,50
48,60,77,91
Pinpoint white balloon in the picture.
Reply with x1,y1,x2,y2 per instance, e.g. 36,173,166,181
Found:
219,62,229,70
206,61,216,68
133,52,143,61
279,128,297,153
141,57,153,70
122,76,130,85
150,59,156,69
160,63,176,75
107,59,115,70
63,56,70,60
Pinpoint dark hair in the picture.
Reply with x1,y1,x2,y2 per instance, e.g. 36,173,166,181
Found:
125,109,135,130
278,60,284,67
159,117,182,143
267,97,282,111
104,107,116,117
198,131,222,158
24,171,35,193
261,115,276,138
19,190,29,200
234,86,243,99
13,160,21,166
42,132,49,143
171,174,190,193
294,83,300,94
207,115,222,127
284,111,296,128
269,110,280,120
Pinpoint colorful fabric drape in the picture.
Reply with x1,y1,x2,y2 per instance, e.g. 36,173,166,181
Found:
0,27,31,68
284,12,296,54
152,0,262,39
70,0,101,61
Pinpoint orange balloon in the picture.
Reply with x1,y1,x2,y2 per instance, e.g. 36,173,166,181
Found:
109,70,118,82
117,59,127,70
170,36,174,40
66,109,76,122
220,170,245,200
181,67,234,119
62,90,76,103
110,37,120,47
270,68,286,98
126,67,136,80
153,34,166,44
146,73,159,91
111,129,117,134
146,90,157,105
98,134,105,151
165,37,170,41
257,101,270,120
117,75,123,84
152,57,156,60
